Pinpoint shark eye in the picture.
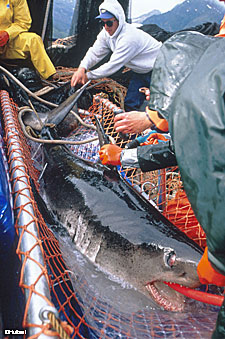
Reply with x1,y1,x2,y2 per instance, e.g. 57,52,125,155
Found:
164,250,176,268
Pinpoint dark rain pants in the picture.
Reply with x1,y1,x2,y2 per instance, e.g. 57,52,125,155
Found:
124,70,152,111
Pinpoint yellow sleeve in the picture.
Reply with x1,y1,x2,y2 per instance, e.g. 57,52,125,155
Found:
5,0,32,40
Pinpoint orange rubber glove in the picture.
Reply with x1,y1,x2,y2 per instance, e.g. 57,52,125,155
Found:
0,31,9,47
141,132,170,146
197,247,225,286
99,144,122,166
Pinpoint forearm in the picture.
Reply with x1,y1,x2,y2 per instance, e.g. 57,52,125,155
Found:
120,142,177,172
80,49,107,74
79,36,110,73
137,142,177,172
120,148,140,169
87,41,138,80
87,58,124,80
114,111,153,134
6,0,31,39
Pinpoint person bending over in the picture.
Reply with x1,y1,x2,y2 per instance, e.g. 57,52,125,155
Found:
71,0,162,111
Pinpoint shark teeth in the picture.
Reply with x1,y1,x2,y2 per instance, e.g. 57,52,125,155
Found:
146,283,184,312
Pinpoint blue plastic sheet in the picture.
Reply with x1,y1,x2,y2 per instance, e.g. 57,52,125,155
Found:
0,131,14,257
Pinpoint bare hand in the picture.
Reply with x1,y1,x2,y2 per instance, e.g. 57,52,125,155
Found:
114,111,153,134
139,87,150,101
71,67,88,87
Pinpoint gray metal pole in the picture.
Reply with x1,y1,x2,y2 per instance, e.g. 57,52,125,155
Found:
42,0,52,41
1,90,58,339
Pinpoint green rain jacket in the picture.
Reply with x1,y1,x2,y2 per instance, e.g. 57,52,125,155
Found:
150,32,225,339
149,33,225,338
149,31,225,276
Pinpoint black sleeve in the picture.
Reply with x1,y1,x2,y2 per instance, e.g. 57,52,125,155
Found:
137,141,177,172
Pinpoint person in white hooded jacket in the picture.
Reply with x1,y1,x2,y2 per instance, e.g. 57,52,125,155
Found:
71,0,162,111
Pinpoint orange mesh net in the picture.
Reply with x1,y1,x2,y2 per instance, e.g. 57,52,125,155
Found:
87,94,207,249
0,89,211,339
163,190,206,249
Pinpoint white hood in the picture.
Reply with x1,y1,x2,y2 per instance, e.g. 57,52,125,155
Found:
80,0,162,79
98,0,126,38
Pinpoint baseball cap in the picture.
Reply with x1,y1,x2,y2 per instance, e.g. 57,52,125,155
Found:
95,9,114,19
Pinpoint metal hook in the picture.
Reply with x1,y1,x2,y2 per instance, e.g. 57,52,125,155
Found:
39,306,59,324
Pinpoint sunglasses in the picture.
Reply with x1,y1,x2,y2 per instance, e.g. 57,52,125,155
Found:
100,19,116,28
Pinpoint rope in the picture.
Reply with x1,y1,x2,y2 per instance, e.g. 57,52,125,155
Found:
0,65,112,109
17,105,115,145
28,99,44,129
18,108,99,145
48,312,72,339
0,65,126,134
0,65,57,107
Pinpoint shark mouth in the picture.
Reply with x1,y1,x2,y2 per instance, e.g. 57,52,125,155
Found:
146,281,185,312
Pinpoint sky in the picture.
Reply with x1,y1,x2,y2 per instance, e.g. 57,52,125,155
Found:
131,0,185,18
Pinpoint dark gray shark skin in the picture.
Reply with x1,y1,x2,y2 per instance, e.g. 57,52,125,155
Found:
42,142,203,312
46,81,90,126
23,110,79,136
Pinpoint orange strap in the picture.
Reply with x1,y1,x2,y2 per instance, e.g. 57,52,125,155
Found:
197,247,225,287
146,107,169,132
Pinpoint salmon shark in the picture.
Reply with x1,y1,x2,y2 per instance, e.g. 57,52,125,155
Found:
41,134,203,313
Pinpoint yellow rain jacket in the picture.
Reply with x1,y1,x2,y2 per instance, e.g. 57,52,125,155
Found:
0,0,56,79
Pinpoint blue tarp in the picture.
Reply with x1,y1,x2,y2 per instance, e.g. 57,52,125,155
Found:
0,131,14,258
